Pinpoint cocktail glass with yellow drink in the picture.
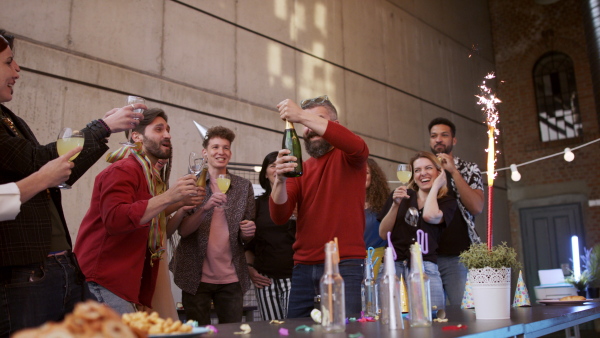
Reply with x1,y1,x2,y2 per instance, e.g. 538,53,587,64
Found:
396,164,412,185
56,128,84,189
216,174,231,208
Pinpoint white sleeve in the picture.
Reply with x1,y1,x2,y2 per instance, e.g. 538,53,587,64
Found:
0,183,22,221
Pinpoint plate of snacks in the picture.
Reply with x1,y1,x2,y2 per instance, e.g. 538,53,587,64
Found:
148,327,210,338
538,295,595,305
123,312,210,337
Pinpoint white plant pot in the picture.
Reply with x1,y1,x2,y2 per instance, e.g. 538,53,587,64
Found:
468,267,511,320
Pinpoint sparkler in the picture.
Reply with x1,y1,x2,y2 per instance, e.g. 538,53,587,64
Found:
476,73,501,250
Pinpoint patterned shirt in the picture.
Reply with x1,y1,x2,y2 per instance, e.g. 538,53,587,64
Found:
437,156,483,255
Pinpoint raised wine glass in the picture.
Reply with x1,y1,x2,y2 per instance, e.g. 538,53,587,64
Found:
56,128,85,189
189,152,205,195
121,95,145,145
216,174,231,208
396,164,412,185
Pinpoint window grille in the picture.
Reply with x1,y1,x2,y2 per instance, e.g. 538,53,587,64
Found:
533,52,582,142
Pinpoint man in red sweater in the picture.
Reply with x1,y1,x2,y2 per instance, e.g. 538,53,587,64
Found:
75,109,201,314
270,95,369,318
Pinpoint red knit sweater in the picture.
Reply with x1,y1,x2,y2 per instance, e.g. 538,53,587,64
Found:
74,156,157,307
270,121,369,264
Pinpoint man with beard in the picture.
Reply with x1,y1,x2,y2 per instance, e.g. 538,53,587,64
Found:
74,108,201,314
270,95,369,318
428,117,484,305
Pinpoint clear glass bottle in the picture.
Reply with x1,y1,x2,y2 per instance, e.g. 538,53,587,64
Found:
320,242,345,332
361,257,379,317
408,243,432,327
377,247,403,329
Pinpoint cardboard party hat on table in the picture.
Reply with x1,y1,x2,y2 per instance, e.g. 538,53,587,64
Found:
461,272,475,309
512,270,531,307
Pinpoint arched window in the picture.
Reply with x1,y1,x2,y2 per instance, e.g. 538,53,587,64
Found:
533,52,582,142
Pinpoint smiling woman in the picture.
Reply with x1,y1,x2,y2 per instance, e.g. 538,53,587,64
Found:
0,29,148,336
0,32,20,103
377,151,457,312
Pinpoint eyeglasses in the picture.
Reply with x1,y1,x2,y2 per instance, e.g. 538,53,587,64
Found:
300,95,330,109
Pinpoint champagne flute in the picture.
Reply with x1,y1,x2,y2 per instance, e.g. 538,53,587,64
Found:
216,174,231,208
121,95,145,145
56,128,85,189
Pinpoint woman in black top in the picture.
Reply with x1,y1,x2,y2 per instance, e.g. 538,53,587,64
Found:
378,151,457,310
245,151,296,320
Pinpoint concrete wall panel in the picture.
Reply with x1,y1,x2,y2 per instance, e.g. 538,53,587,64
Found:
70,0,164,73
0,0,72,48
164,1,236,96
295,0,345,66
236,30,296,108
342,0,386,82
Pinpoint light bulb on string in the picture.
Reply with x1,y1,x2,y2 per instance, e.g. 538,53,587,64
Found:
564,148,575,162
510,164,521,182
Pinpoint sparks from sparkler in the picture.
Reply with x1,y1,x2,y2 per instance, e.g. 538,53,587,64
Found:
476,72,501,250
476,72,502,185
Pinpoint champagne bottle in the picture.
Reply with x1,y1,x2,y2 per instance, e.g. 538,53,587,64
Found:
196,167,208,188
320,242,345,332
282,120,303,177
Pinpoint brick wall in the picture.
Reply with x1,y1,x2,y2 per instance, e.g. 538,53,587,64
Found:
488,0,600,247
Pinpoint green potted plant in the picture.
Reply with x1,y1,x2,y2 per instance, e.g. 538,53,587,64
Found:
459,242,522,320
566,244,600,298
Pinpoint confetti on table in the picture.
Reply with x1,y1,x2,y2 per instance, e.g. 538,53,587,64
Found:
434,318,449,322
270,320,285,325
295,325,314,332
279,328,289,336
442,324,468,331
349,333,364,338
205,325,218,333
233,324,251,334
348,317,357,322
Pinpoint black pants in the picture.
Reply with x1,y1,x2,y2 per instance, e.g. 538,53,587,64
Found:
182,282,243,325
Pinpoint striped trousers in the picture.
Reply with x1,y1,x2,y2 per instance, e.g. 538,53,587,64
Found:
255,275,292,321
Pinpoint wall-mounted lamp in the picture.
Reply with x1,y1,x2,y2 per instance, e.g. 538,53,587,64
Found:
564,147,575,162
510,164,521,182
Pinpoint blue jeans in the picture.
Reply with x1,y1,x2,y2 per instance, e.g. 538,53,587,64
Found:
437,255,468,306
88,282,136,315
381,260,445,310
0,252,93,337
287,259,363,318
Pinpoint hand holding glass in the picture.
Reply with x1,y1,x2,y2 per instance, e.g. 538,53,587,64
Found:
56,128,84,189
122,95,145,145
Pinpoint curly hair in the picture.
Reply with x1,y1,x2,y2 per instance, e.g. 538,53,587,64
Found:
366,158,390,214
406,151,448,198
202,126,236,148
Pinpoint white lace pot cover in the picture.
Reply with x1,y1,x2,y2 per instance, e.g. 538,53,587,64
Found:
468,267,511,285
468,267,511,319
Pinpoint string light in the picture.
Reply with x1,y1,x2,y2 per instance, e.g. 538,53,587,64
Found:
564,147,575,162
510,164,521,182
483,137,600,175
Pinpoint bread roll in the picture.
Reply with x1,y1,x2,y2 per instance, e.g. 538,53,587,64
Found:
559,295,586,301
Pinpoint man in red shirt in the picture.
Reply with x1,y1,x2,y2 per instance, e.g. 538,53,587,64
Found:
74,108,201,314
270,95,369,318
